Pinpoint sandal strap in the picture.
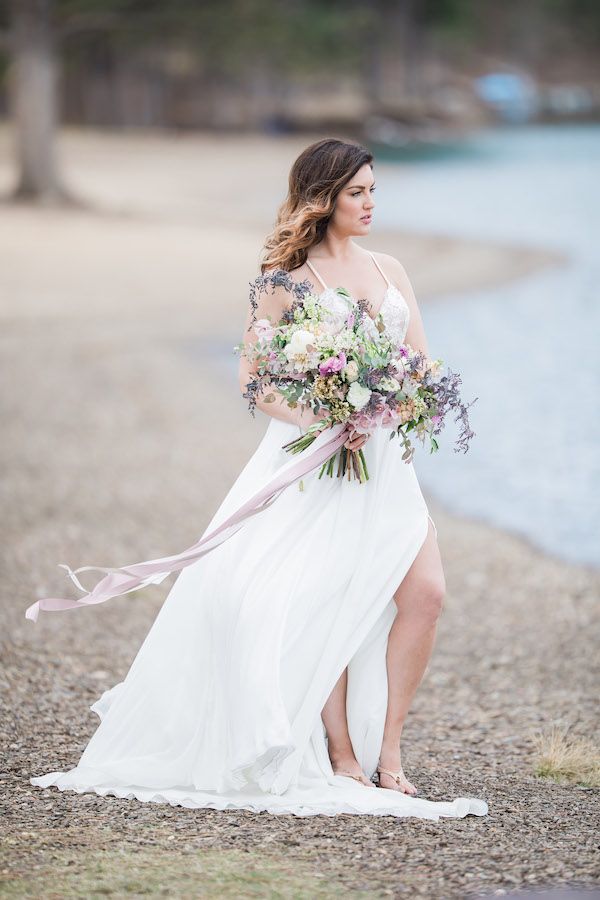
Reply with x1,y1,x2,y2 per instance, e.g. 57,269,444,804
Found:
333,769,362,782
377,765,401,781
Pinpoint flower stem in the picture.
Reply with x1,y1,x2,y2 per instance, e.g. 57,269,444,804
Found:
358,448,369,481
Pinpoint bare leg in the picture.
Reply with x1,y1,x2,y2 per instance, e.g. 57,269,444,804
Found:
378,520,445,795
321,668,371,785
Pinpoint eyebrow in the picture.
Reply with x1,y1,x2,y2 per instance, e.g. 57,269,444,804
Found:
347,182,376,190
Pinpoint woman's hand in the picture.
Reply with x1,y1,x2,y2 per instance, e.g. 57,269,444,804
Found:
296,405,330,433
297,407,371,450
344,428,371,451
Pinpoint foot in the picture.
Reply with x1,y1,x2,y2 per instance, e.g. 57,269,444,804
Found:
329,750,372,786
376,751,418,796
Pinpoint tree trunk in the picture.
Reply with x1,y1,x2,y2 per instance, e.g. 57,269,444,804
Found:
8,0,70,203
398,0,423,102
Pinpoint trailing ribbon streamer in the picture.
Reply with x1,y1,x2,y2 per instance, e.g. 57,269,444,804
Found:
25,423,352,623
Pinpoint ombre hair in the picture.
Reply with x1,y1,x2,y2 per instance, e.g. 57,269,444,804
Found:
260,138,373,274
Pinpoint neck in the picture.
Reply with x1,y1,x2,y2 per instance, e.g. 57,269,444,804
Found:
312,231,359,261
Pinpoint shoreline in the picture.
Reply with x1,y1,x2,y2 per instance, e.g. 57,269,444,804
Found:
0,126,564,325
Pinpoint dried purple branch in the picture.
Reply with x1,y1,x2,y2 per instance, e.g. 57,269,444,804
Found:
405,349,428,375
364,368,386,390
433,368,478,453
247,269,314,327
352,297,370,327
241,370,280,418
363,391,383,415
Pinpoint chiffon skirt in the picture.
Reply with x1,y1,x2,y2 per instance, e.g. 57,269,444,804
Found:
31,417,489,820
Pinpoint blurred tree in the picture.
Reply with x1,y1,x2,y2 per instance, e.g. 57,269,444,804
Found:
1,0,598,203
2,0,373,202
7,0,68,202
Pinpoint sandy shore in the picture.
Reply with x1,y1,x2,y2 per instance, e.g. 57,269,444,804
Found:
0,126,561,327
1,128,597,897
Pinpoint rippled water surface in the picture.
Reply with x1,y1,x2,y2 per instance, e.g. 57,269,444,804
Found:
375,124,599,568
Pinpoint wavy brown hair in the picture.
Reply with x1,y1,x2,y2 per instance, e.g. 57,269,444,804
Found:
260,138,373,274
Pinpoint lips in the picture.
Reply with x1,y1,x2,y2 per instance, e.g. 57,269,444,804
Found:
361,215,372,223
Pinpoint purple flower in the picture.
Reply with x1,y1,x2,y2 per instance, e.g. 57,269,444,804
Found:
346,312,355,329
318,351,347,376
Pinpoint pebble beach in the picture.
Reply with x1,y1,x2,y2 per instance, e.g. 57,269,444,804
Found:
1,127,598,898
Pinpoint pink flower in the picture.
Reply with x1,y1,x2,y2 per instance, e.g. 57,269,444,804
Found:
354,400,399,431
253,318,275,340
318,351,347,376
350,410,376,434
377,405,400,427
346,312,355,329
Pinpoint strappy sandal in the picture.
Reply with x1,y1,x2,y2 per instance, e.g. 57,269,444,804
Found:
375,764,419,796
332,769,371,786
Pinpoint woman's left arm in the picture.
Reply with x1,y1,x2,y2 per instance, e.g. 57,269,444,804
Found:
383,254,430,357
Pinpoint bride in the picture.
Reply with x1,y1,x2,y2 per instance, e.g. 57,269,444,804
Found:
30,138,488,820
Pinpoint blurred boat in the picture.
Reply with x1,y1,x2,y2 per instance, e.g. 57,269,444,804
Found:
363,114,478,160
473,72,540,123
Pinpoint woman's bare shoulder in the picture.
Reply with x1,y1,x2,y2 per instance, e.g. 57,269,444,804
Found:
371,251,416,300
370,250,410,279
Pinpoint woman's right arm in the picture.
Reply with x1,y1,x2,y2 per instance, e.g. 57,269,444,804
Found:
237,277,325,431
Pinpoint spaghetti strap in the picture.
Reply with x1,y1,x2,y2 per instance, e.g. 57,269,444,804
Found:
307,252,389,292
369,251,391,288
305,258,329,291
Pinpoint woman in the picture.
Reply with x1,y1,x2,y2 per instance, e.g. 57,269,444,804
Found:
30,138,488,820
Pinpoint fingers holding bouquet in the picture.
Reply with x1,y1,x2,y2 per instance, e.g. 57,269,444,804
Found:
344,428,371,451
299,403,371,451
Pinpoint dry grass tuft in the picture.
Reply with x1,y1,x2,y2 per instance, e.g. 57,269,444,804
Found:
532,723,600,788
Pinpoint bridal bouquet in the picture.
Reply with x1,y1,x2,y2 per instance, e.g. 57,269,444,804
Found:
235,270,476,484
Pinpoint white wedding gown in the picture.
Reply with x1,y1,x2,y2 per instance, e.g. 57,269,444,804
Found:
31,254,488,820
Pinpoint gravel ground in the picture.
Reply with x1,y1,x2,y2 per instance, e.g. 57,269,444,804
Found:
2,313,599,898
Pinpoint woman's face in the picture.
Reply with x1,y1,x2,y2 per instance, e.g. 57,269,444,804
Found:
329,163,376,236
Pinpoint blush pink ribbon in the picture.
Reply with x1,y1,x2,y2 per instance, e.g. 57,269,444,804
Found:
25,423,352,623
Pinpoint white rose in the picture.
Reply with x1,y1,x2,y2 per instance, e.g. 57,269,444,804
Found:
284,328,315,359
402,376,419,398
347,382,372,410
342,360,359,383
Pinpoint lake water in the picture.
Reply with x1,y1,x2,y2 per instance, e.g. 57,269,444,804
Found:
375,124,599,568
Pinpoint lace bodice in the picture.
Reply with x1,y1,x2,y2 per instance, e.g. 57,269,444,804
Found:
318,285,410,347
305,251,410,347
